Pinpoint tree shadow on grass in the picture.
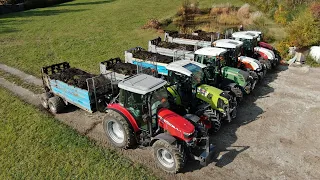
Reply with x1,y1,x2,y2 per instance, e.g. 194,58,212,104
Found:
57,0,116,7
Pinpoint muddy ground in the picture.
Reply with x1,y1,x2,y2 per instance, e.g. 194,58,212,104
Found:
0,64,319,180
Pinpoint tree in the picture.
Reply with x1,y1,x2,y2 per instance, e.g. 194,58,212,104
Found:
286,9,320,47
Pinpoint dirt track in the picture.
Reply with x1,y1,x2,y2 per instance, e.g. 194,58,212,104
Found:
0,64,319,180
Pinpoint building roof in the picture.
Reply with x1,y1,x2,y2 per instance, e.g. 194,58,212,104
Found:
166,60,206,77
194,47,228,56
232,31,255,40
118,74,167,95
213,39,244,49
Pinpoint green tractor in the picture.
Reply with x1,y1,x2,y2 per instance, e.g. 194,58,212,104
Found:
166,60,237,133
193,47,256,99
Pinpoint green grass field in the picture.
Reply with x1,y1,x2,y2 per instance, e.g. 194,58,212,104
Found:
0,0,243,76
0,87,157,179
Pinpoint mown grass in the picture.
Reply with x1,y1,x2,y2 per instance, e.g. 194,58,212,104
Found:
0,87,157,179
0,0,237,77
0,70,44,94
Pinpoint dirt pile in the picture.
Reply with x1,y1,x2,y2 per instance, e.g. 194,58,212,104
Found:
157,41,195,51
133,50,173,64
50,68,95,89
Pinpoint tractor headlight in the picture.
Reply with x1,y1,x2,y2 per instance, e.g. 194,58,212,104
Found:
183,130,196,139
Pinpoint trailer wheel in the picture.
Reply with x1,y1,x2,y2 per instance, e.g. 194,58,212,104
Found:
48,96,65,114
103,110,135,149
40,92,53,109
153,140,184,173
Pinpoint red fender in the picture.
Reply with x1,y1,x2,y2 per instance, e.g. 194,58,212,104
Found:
107,103,140,132
257,51,269,60
259,42,273,50
238,61,254,70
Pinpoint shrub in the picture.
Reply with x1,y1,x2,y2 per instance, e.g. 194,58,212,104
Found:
286,10,320,48
275,39,291,59
274,4,289,25
217,12,240,25
310,1,320,19
142,19,161,29
237,3,250,20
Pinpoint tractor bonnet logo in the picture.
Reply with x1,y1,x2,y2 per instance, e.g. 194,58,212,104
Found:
198,87,207,96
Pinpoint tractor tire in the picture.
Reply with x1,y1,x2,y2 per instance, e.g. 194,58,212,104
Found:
152,140,184,173
103,110,136,149
40,92,53,109
209,114,221,133
48,96,65,114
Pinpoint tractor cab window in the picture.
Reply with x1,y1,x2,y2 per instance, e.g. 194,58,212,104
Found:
125,91,144,124
183,63,204,88
252,37,258,47
150,87,169,117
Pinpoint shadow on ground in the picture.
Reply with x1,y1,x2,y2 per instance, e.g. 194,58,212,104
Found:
57,0,116,7
181,65,288,172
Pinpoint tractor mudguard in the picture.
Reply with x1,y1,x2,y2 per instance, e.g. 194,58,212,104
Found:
222,83,243,98
107,104,140,132
150,133,176,145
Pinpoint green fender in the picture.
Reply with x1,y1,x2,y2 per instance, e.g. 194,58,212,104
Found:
167,85,181,105
196,84,228,113
221,66,249,87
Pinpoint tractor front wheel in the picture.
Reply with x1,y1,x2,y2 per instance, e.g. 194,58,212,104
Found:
103,110,135,149
153,140,184,173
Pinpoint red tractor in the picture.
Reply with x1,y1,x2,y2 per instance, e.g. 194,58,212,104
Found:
103,74,214,173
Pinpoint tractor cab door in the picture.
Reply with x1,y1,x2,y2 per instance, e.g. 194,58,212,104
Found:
120,89,148,130
168,70,193,108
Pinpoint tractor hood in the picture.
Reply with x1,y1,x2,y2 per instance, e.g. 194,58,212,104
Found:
221,66,250,87
254,47,275,60
258,42,273,50
158,108,195,140
238,56,262,70
196,84,228,111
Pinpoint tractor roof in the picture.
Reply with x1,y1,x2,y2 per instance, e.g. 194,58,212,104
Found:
213,39,243,49
166,60,206,77
245,31,262,36
232,32,254,40
118,74,167,95
194,47,228,56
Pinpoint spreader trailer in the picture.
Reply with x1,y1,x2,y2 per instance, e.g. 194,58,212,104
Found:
148,37,196,61
40,62,118,114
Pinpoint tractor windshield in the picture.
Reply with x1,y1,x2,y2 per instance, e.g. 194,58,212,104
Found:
150,87,169,115
183,63,205,88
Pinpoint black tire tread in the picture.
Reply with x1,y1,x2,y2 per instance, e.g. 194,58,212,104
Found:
48,96,64,113
104,109,136,149
152,140,184,173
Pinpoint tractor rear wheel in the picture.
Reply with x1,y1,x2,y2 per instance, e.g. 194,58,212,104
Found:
153,140,184,173
48,96,65,114
103,110,135,149
40,92,53,109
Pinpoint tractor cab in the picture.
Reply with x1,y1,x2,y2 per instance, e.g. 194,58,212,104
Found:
213,39,265,80
231,31,257,56
232,31,277,67
193,47,254,95
117,74,169,131
166,60,238,133
212,39,244,67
